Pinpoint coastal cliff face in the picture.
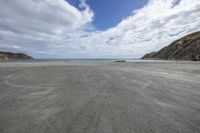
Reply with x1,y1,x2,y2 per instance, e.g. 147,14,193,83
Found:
0,51,33,61
142,31,200,61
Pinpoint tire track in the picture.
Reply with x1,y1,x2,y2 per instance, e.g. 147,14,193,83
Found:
66,96,101,133
3,70,55,89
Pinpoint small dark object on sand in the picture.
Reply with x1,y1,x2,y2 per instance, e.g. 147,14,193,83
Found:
115,60,126,62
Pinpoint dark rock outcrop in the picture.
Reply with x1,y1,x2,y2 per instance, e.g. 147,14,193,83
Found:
115,60,126,62
142,31,200,61
0,51,33,61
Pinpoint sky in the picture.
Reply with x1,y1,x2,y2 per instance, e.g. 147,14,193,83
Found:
0,0,200,59
68,0,148,30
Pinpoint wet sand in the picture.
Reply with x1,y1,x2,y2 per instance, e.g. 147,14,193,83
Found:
0,61,200,133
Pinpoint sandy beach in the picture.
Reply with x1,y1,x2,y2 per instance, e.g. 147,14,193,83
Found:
0,61,200,133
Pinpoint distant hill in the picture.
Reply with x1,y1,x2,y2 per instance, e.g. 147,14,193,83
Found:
142,31,200,61
0,51,33,61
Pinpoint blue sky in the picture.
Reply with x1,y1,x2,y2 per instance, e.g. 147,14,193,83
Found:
0,0,200,58
68,0,148,30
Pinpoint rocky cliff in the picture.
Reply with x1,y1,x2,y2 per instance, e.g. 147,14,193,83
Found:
142,31,200,61
0,51,33,61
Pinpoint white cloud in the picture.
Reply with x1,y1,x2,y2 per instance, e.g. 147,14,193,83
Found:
0,0,200,58
0,0,94,58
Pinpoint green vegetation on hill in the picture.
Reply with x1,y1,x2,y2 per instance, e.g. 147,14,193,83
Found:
0,51,33,61
142,31,200,61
